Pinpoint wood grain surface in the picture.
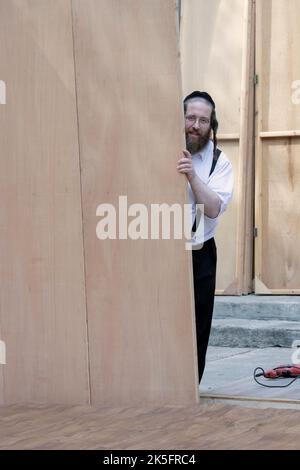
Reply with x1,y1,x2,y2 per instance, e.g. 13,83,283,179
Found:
180,0,255,294
0,0,90,404
255,0,300,293
1,403,300,449
72,0,198,406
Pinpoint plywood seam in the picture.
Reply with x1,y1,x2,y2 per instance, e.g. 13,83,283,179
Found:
71,0,92,405
174,0,199,401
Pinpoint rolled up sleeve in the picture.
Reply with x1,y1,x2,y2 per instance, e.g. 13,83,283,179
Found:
207,156,234,215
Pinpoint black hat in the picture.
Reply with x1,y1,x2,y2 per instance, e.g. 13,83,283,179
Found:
183,91,215,109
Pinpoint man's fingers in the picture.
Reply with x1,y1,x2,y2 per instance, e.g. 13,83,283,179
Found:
177,151,193,175
177,157,191,165
177,160,193,167
182,149,192,159
177,165,192,172
177,163,193,171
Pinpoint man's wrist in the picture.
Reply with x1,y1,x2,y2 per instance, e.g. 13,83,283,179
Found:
187,172,197,184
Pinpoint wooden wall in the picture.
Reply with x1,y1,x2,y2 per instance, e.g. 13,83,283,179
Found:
180,0,255,295
0,0,90,405
0,0,198,405
72,0,198,406
255,0,300,294
181,0,300,295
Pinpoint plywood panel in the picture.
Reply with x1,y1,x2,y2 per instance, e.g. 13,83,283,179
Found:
259,0,300,132
181,0,244,133
214,142,239,292
257,139,300,292
72,0,198,405
255,0,300,293
180,0,255,294
0,0,89,403
0,323,4,405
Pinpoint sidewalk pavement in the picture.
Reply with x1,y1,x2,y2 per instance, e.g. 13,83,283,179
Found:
200,346,300,407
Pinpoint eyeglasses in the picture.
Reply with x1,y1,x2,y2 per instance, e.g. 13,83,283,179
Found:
185,115,210,126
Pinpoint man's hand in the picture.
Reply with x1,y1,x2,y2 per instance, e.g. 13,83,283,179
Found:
177,149,221,219
177,150,196,183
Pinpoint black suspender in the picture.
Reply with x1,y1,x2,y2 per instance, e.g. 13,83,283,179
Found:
192,148,222,233
209,148,222,176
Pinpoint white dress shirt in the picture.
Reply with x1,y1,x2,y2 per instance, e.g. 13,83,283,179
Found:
188,140,234,244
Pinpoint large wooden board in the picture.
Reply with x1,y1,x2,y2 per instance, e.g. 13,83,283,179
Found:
255,0,300,293
0,325,4,404
72,0,198,405
180,0,255,294
0,0,89,404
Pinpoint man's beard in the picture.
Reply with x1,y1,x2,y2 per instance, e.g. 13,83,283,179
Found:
185,128,211,155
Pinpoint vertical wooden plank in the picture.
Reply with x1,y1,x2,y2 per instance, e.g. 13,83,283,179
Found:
0,0,90,403
254,0,265,293
255,0,300,293
180,0,255,294
72,0,198,406
0,324,4,405
237,0,255,294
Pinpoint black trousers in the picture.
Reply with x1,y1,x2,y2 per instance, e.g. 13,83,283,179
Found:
192,237,217,383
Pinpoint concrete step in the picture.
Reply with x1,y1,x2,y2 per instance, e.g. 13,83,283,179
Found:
214,295,300,322
210,318,300,348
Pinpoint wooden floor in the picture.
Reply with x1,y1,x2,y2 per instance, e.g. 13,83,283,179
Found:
1,403,300,450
